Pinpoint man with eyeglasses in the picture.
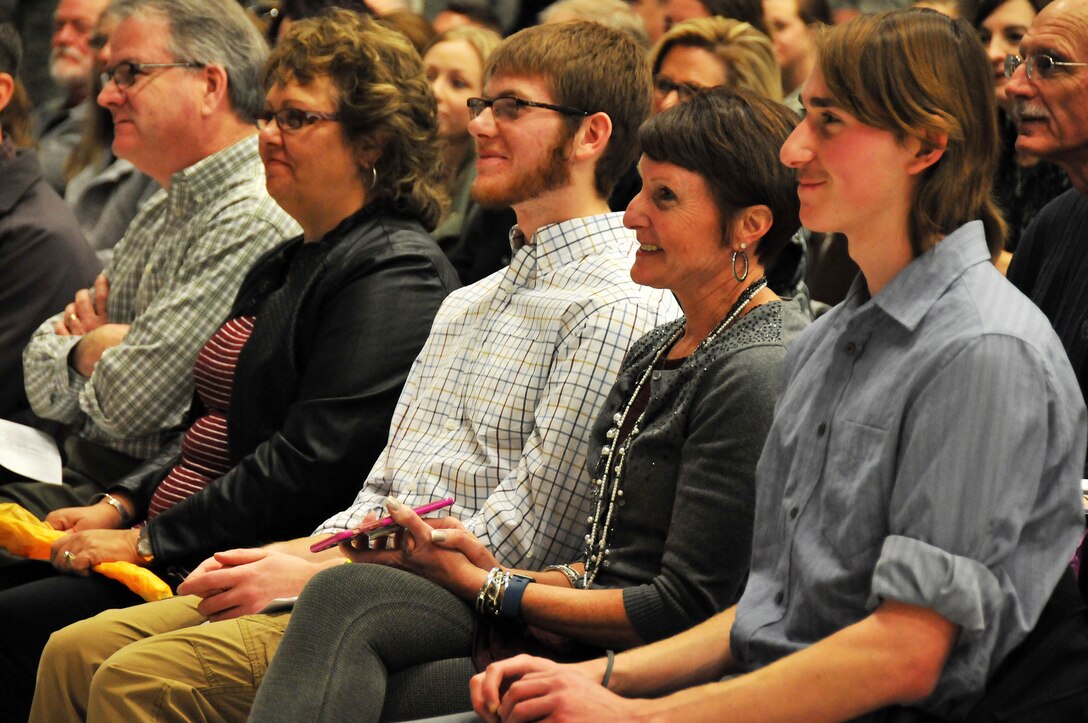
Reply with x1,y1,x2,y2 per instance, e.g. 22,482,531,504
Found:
34,0,109,193
1004,0,1088,604
10,0,297,532
1005,0,1088,473
25,19,680,722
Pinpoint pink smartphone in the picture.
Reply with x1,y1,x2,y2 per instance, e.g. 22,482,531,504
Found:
309,498,455,553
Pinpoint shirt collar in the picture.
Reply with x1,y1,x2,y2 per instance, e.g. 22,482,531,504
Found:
507,212,629,281
167,134,259,212
844,221,991,332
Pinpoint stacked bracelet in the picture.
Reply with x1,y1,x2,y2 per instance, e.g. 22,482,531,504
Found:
544,563,582,589
476,567,507,617
475,567,534,621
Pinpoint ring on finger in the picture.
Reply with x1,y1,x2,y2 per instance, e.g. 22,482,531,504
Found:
69,313,78,323
63,550,75,566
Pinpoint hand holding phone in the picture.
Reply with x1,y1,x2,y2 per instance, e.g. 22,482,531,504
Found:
309,498,455,553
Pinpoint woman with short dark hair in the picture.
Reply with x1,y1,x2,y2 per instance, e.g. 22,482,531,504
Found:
246,88,809,722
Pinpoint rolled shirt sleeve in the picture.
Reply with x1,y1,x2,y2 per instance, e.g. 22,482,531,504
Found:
869,333,1086,709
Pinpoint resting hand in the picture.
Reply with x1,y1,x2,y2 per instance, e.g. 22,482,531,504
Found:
340,497,488,598
49,528,140,574
471,654,629,723
70,323,131,377
46,502,124,532
427,516,500,570
178,548,327,622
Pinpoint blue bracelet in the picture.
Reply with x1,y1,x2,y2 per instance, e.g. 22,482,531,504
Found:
499,573,533,621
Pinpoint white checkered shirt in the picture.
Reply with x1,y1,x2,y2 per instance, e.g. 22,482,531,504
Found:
23,135,299,459
316,212,681,568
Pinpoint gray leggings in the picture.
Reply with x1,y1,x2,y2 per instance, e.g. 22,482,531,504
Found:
250,564,478,722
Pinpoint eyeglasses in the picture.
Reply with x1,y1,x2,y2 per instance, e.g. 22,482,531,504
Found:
652,75,708,103
101,60,205,89
466,96,590,122
254,108,341,132
1004,53,1088,80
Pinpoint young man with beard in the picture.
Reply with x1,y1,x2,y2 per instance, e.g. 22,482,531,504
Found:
31,20,680,722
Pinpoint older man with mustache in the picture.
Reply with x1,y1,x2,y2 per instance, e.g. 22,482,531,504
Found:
35,0,109,192
1004,0,1088,600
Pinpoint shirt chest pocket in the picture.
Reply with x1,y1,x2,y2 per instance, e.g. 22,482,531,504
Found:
464,333,553,441
815,419,891,558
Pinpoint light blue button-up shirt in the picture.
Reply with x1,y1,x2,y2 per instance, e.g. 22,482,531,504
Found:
731,221,1087,718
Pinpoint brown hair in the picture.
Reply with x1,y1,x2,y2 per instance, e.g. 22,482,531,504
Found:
0,23,29,148
814,9,1005,255
640,88,800,263
423,24,502,67
485,20,652,200
651,17,783,101
265,9,445,229
379,11,437,55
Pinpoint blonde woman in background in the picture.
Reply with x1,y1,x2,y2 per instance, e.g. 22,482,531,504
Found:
424,25,500,254
649,16,781,115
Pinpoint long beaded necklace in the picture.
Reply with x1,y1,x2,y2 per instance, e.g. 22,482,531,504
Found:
581,276,768,588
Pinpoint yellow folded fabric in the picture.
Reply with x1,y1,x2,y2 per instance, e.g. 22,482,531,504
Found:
0,502,172,602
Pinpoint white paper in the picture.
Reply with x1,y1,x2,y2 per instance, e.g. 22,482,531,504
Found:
0,419,62,484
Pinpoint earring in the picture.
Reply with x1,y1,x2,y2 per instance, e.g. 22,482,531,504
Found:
365,165,378,192
732,242,749,282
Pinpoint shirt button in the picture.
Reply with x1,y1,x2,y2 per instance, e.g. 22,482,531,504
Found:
774,591,784,605
444,419,458,431
844,341,857,355
789,506,799,519
816,423,827,437
651,371,661,381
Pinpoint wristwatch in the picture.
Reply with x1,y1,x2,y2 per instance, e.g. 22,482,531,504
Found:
136,527,155,564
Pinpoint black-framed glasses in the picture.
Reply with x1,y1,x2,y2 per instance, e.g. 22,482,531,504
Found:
101,60,205,89
652,75,710,103
254,108,341,132
1004,53,1088,80
466,96,590,122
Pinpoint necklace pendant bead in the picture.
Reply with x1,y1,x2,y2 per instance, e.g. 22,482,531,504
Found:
612,412,622,425
616,489,624,498
605,428,617,440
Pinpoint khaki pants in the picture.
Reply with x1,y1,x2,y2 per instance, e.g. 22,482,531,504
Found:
31,595,291,722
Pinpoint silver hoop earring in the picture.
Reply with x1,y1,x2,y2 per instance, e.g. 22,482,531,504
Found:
732,249,749,282
365,165,378,191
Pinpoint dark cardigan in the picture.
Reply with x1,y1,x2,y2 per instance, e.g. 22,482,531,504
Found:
590,300,809,643
110,205,461,574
